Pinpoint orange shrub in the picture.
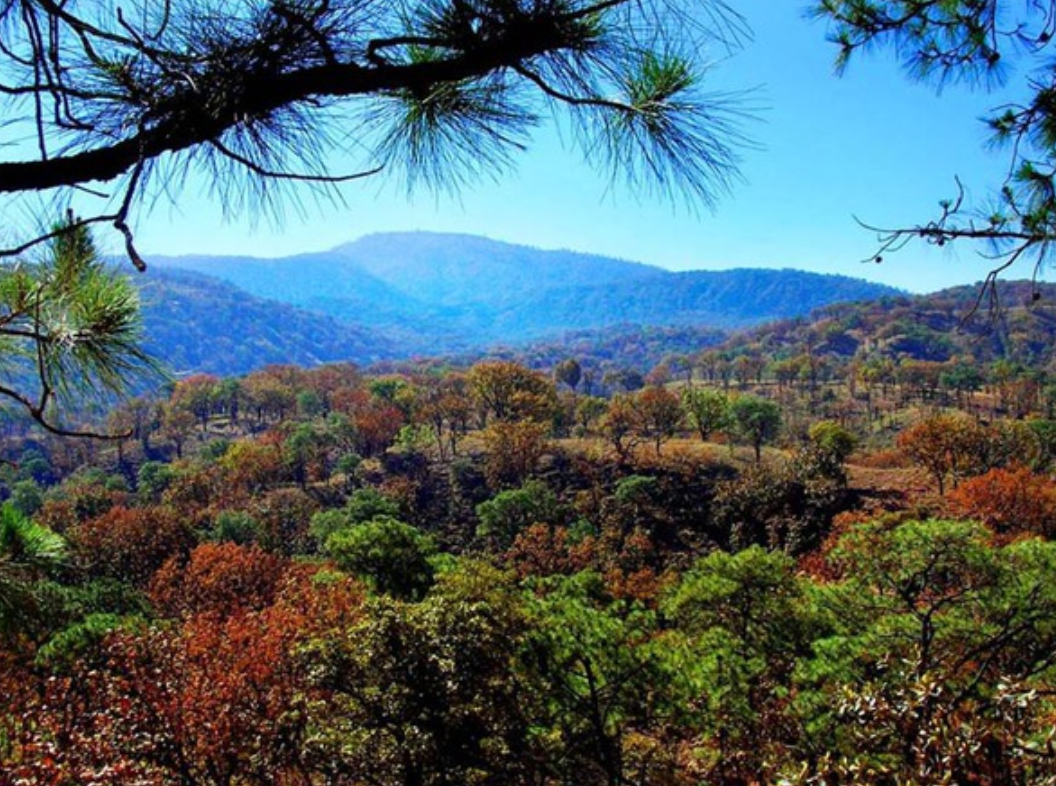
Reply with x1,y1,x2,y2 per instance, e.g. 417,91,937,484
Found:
69,505,195,585
947,465,1056,537
150,542,289,618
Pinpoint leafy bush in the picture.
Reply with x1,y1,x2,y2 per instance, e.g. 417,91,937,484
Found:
326,517,437,601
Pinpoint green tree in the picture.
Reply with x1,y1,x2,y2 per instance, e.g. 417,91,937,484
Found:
0,216,158,436
476,479,563,550
136,461,175,503
524,571,676,786
681,386,729,442
800,519,1056,784
729,395,782,462
326,516,437,601
662,547,818,783
801,419,858,482
308,487,401,547
301,562,534,786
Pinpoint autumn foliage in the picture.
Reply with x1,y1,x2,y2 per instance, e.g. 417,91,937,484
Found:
946,465,1056,537
68,505,195,585
149,542,289,618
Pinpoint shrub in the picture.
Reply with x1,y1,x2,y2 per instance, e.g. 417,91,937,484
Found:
947,465,1056,537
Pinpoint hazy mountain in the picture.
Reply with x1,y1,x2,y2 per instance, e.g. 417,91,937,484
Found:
134,268,402,376
150,232,901,347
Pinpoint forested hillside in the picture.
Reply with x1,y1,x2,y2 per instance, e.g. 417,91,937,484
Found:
6,349,1056,784
135,268,403,374
700,280,1056,377
151,232,901,347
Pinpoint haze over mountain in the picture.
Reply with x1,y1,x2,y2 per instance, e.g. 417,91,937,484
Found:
149,232,902,356
134,269,401,376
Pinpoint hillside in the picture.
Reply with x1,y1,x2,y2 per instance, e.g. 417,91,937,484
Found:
708,280,1056,368
134,268,402,375
150,232,901,347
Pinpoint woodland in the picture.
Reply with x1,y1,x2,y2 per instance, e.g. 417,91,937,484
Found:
6,268,1056,783
7,0,1056,784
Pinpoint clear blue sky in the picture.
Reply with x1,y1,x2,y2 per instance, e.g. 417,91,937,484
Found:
129,0,1029,294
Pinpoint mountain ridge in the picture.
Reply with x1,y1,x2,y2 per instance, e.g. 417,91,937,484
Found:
148,231,901,349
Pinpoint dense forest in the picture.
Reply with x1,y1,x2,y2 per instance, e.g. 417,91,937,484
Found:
7,0,1056,780
6,292,1056,783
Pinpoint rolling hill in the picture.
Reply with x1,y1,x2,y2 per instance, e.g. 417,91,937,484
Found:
149,232,902,348
133,268,402,376
704,280,1056,370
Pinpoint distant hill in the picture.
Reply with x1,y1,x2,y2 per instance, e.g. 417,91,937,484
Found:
709,280,1056,368
440,324,731,376
150,232,901,347
134,268,402,376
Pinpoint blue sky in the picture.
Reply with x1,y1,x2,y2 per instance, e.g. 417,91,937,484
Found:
129,1,1029,294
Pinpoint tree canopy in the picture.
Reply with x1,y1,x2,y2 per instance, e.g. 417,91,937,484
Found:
0,0,750,261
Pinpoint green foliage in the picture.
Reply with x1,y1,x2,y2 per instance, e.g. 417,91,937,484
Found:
729,394,782,461
1029,418,1056,469
0,217,160,434
476,480,563,549
34,576,150,627
8,479,43,517
300,561,531,786
35,612,143,673
334,452,363,478
136,461,175,502
795,519,1056,783
554,358,583,391
661,548,819,780
326,516,437,601
0,503,66,637
345,487,401,525
198,438,232,462
664,547,810,652
807,420,857,461
211,510,264,546
799,420,858,482
308,510,353,549
613,474,659,507
524,571,676,785
682,386,729,441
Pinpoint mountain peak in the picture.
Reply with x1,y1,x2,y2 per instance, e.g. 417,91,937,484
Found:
148,231,902,354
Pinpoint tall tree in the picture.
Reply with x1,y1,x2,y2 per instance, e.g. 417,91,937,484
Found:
0,0,748,261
